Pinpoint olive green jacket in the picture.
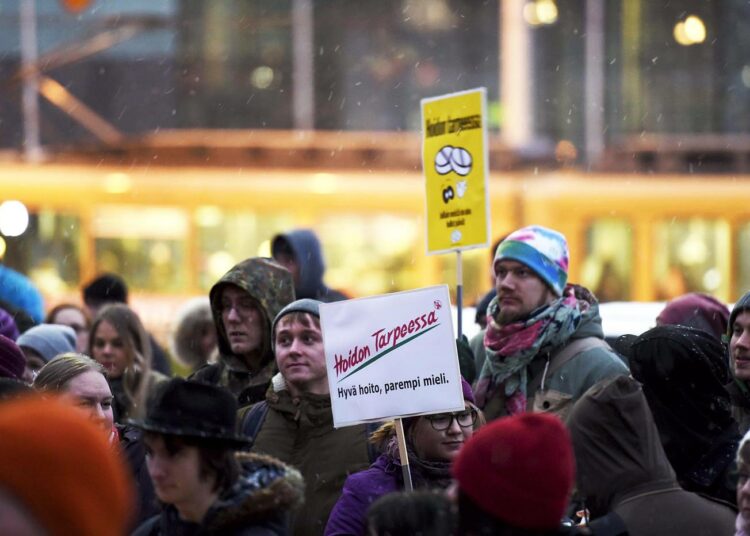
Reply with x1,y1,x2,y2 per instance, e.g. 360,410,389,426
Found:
250,379,371,536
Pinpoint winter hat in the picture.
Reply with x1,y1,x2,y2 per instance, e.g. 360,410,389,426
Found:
0,395,134,535
129,378,250,448
0,334,26,380
0,307,19,341
271,298,322,346
656,292,729,341
494,225,569,296
16,324,76,363
728,291,750,341
452,412,574,530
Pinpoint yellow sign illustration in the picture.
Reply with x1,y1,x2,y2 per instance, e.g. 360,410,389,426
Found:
421,88,490,254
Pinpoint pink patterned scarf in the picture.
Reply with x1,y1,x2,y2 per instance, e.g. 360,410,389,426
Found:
474,285,587,415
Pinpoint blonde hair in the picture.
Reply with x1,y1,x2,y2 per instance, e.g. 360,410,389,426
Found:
34,353,103,392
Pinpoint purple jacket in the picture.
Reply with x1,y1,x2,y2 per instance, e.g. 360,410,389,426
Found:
324,453,401,536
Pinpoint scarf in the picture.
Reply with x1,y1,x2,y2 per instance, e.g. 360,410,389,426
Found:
384,435,453,490
475,285,586,414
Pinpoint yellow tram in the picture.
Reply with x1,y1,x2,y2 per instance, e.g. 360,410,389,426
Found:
1,160,749,332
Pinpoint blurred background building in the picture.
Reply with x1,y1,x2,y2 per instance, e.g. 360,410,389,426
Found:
0,0,749,335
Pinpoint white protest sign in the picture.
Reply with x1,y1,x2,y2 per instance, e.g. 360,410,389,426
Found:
320,285,464,428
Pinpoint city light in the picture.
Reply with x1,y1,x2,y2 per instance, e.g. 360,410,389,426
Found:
674,15,706,46
250,66,274,89
524,0,558,26
0,200,29,237
103,172,133,194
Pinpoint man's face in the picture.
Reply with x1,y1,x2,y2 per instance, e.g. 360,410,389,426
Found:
494,259,557,325
144,435,215,508
731,310,750,381
273,252,300,286
220,285,262,359
274,314,328,396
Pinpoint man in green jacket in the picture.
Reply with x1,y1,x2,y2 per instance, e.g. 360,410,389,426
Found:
190,257,295,406
473,225,628,422
240,299,372,536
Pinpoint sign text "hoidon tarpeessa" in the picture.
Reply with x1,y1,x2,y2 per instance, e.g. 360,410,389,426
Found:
333,307,441,382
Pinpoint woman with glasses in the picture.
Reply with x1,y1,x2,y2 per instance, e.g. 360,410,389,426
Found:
325,377,482,536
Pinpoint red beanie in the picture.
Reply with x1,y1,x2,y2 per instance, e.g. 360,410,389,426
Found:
452,412,574,530
0,395,134,535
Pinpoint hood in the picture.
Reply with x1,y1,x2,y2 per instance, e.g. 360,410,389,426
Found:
205,452,304,533
569,284,605,340
272,230,326,299
567,375,677,517
656,292,729,340
630,325,736,477
209,258,295,364
266,381,334,428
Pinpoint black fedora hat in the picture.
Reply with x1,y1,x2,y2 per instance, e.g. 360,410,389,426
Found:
129,378,250,448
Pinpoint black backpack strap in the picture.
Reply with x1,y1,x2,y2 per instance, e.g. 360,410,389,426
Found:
237,401,269,449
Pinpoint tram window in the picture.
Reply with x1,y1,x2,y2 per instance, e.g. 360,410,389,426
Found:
93,206,188,293
317,214,422,297
2,211,81,294
195,208,295,291
653,218,730,302
581,220,632,302
737,224,750,297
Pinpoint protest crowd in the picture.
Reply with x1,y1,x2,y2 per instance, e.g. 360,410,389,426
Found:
2,224,750,536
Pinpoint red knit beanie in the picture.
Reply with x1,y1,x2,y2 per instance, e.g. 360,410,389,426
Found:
0,395,134,535
452,412,574,530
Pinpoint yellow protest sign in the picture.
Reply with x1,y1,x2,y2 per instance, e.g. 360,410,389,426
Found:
421,88,490,254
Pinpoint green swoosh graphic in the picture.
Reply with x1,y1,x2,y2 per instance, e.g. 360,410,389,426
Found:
336,323,440,383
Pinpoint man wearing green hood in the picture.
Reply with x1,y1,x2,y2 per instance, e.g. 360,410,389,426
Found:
190,258,295,406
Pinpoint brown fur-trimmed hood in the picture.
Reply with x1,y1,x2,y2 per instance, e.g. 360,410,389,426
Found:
205,452,304,534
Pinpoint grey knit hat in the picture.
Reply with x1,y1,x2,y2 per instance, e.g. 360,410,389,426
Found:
271,299,322,349
728,291,750,339
16,324,76,363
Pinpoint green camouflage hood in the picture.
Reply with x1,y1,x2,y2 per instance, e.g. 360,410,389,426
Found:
209,257,295,364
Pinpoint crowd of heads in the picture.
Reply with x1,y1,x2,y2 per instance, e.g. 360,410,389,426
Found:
1,224,750,535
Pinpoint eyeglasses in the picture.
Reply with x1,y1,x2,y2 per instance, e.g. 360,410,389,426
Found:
220,299,257,318
424,409,477,431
